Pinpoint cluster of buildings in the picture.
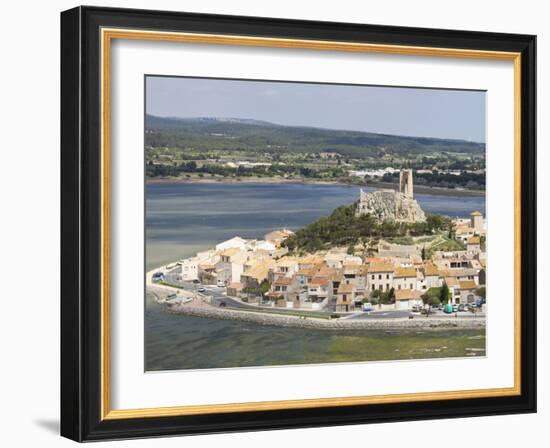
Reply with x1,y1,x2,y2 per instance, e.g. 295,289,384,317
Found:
349,167,400,178
224,161,273,168
174,209,486,313
172,171,486,314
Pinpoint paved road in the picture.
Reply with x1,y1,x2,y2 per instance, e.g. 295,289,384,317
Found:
159,269,485,319
351,310,411,320
351,309,485,320
162,271,257,310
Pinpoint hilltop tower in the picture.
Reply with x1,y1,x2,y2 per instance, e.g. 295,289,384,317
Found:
356,169,425,223
399,169,414,198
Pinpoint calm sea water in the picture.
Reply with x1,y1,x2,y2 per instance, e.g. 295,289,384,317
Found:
145,182,486,371
145,182,486,270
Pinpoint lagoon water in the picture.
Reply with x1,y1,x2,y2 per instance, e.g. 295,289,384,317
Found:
145,182,486,371
146,182,485,271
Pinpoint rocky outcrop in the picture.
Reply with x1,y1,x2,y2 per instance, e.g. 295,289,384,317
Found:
356,189,426,223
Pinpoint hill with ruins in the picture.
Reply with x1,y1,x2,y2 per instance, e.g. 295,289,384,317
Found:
283,171,448,254
355,169,426,223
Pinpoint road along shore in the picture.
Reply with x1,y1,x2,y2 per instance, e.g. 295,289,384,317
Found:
163,300,486,332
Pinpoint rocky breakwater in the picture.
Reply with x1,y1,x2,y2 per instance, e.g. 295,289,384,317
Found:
163,299,485,331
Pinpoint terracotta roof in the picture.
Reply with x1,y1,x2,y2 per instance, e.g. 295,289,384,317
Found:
317,266,337,277
297,267,318,277
337,283,355,294
309,276,329,287
395,289,422,300
394,267,417,278
470,260,482,269
220,247,244,257
199,263,216,270
368,262,394,273
467,236,481,245
276,257,298,267
459,280,477,290
242,265,270,281
470,211,482,216
444,277,460,288
365,257,385,263
424,263,440,276
456,227,475,235
273,276,293,286
343,265,360,275
299,255,324,265
442,268,478,277
227,282,242,289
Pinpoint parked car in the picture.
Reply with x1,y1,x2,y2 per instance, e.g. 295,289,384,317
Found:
412,305,422,313
192,279,200,284
458,304,466,312
452,304,459,312
443,304,453,314
152,272,165,281
362,303,374,312
197,287,206,293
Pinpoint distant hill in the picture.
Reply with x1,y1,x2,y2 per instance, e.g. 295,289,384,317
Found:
145,115,485,158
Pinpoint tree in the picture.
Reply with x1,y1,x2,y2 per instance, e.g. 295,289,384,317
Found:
447,222,457,240
379,289,394,304
259,280,271,297
440,283,450,304
421,246,426,261
476,286,486,299
379,291,391,304
422,288,442,316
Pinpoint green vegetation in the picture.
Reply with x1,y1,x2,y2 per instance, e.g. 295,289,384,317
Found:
243,280,271,297
440,283,451,304
420,285,450,307
423,287,442,307
145,116,486,191
381,170,485,191
476,286,486,299
146,115,485,157
369,288,395,305
424,234,465,259
282,204,452,253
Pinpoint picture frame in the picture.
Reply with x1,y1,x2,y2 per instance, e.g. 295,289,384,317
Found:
60,5,536,442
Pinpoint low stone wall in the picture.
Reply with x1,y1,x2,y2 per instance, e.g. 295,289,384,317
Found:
166,302,485,331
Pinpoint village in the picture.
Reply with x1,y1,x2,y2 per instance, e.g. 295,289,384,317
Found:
149,170,487,322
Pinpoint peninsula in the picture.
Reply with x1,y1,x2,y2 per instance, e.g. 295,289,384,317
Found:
148,171,487,331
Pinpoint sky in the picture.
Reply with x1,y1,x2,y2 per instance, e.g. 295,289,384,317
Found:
146,76,486,143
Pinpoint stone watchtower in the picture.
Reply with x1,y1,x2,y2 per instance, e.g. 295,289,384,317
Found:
399,169,414,198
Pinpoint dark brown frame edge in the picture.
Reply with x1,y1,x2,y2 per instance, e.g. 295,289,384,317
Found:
60,5,537,442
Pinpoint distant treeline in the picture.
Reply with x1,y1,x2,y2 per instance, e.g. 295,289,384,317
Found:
381,171,486,190
146,160,347,179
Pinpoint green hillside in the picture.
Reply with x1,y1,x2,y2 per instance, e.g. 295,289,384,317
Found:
145,115,485,158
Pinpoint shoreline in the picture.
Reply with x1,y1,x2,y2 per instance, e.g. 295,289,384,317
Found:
163,301,486,332
145,177,486,197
